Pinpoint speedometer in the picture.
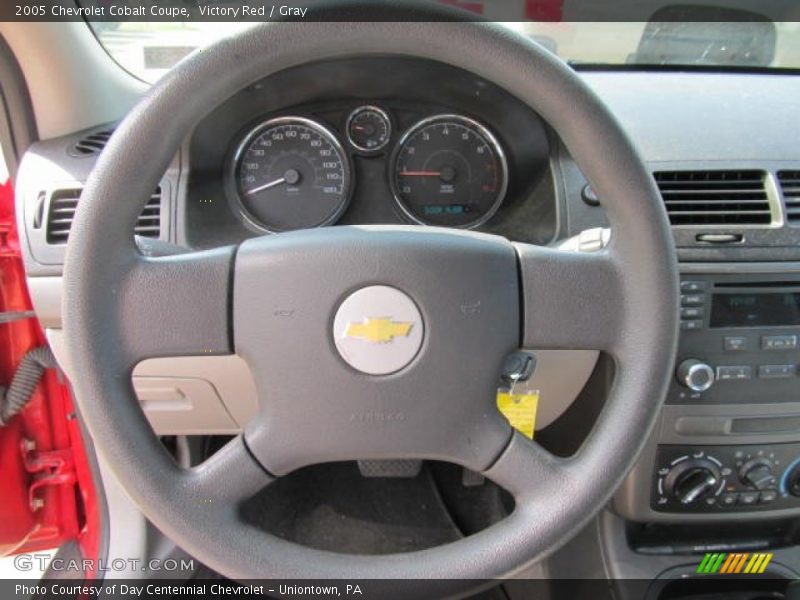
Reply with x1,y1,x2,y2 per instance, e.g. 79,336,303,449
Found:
233,116,351,232
390,115,507,228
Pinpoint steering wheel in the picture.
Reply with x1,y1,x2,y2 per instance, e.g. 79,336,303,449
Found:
62,14,678,596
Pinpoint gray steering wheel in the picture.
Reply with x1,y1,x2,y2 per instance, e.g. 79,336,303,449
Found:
63,17,678,596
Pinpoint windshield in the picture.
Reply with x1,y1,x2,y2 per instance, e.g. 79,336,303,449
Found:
87,20,800,84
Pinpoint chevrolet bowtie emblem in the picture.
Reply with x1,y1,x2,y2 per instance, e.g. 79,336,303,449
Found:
344,318,414,344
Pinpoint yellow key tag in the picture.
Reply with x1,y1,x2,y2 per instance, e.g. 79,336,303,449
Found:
496,390,539,440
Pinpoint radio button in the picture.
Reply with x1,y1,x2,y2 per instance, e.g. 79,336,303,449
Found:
758,364,796,379
724,336,748,352
680,319,703,330
762,335,798,351
716,366,752,381
681,294,704,306
681,281,707,293
681,307,704,319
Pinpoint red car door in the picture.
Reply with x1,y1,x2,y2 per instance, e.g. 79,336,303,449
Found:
0,147,99,574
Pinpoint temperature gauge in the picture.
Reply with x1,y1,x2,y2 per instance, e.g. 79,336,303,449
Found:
346,106,391,153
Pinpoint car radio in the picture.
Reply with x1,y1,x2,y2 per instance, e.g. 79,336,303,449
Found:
670,273,800,406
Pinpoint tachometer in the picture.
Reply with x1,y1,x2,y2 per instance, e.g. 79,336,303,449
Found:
390,115,507,228
233,117,351,232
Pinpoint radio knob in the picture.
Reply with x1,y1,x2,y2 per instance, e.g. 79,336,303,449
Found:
676,359,715,392
665,458,721,505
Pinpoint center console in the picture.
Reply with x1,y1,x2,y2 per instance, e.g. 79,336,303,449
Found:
671,273,800,407
614,267,800,522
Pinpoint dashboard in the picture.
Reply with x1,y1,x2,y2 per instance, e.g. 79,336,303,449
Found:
14,55,800,552
7,16,800,586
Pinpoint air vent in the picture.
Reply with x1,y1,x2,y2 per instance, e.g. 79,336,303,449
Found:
778,171,800,223
654,170,771,226
71,128,114,156
46,188,161,244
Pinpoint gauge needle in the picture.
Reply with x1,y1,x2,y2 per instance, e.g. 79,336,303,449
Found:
245,177,286,195
399,171,441,177
245,169,301,195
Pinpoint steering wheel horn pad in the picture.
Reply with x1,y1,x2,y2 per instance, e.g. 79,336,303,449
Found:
237,226,518,476
62,15,678,592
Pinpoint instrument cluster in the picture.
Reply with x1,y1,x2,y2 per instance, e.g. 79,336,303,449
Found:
228,106,509,233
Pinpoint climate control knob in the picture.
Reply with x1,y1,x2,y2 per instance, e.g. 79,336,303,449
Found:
785,464,800,497
676,359,715,392
665,458,721,505
739,459,776,491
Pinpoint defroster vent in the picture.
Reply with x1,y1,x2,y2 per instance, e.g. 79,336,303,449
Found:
71,129,114,157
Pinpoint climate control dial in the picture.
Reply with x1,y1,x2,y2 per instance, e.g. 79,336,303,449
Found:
739,458,776,491
664,457,722,505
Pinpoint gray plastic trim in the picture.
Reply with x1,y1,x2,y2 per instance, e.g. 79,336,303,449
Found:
47,329,257,434
0,23,145,139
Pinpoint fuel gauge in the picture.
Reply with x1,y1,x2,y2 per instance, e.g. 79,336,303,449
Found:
346,106,391,153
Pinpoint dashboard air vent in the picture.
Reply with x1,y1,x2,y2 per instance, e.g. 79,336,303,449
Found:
778,171,800,223
654,170,771,226
46,187,162,244
71,128,114,156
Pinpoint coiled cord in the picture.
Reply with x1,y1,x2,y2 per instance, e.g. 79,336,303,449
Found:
0,346,57,426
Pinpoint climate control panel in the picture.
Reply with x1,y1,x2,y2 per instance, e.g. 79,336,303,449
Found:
652,443,800,513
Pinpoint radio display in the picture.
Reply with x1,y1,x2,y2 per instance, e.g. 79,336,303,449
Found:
711,292,800,328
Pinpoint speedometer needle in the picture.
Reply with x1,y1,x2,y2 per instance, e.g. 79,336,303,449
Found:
399,171,441,177
245,169,301,195
246,177,286,195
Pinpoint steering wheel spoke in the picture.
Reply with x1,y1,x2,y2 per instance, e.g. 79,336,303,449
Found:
113,247,235,367
186,435,275,504
483,432,573,500
515,243,624,354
